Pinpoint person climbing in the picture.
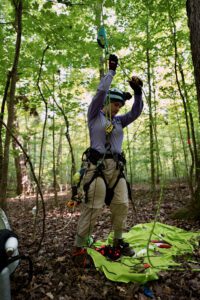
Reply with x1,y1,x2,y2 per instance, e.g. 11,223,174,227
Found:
72,54,144,264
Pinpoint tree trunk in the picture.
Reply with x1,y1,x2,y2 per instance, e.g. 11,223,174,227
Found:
146,15,156,195
12,110,31,195
54,73,76,184
172,0,200,219
56,126,63,190
52,104,58,206
0,0,22,209
186,0,200,120
169,11,195,196
186,0,200,213
0,73,12,184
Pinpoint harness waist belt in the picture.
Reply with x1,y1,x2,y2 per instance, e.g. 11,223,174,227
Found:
85,148,126,165
100,153,118,159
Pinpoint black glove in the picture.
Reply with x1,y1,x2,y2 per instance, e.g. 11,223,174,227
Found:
123,92,132,100
129,76,143,95
109,54,118,71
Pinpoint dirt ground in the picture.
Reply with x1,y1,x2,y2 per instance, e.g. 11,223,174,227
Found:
7,182,200,299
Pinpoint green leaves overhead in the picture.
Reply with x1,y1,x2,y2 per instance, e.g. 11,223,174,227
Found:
0,0,198,184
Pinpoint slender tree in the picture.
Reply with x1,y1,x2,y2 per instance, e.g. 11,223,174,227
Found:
12,107,30,195
0,0,23,209
169,12,195,194
52,98,58,206
0,72,12,184
186,0,200,215
145,3,156,195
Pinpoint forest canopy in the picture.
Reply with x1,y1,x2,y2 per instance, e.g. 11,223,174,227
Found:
0,0,199,209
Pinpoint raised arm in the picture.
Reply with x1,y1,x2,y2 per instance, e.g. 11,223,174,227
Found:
87,54,118,121
87,70,115,121
119,76,144,127
119,94,143,127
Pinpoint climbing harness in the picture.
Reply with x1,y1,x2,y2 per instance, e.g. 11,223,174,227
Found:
82,147,132,206
67,142,132,208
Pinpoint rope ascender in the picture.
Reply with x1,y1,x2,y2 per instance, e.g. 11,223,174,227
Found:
97,25,109,55
97,8,131,82
97,0,109,53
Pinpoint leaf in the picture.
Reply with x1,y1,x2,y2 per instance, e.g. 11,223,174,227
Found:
46,292,54,299
55,256,66,262
43,2,53,10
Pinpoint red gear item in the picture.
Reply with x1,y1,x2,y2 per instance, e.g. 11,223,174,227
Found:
143,263,151,269
72,248,92,268
157,244,171,249
151,240,172,248
95,245,121,260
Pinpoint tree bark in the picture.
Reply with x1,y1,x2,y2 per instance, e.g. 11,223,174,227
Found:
52,103,58,206
12,110,31,195
170,16,195,195
0,0,22,209
0,72,12,184
186,0,200,205
186,0,200,120
146,14,156,195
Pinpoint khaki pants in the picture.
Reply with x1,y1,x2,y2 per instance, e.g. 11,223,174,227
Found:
75,159,129,247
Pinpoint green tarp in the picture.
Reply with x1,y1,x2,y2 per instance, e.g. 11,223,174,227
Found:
87,222,200,284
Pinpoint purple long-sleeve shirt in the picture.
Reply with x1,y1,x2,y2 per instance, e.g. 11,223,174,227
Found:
88,70,143,154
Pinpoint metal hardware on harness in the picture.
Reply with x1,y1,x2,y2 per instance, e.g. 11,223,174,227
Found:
116,160,124,170
105,123,114,135
66,198,81,209
96,159,105,170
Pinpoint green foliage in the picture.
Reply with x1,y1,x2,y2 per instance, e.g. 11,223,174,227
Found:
0,0,198,193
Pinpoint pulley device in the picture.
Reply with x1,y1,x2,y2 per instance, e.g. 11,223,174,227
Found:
97,18,131,81
97,25,109,55
97,0,109,53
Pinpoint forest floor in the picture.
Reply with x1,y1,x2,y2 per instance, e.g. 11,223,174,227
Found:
7,181,200,300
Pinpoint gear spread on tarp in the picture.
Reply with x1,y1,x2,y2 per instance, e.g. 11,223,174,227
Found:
87,222,200,284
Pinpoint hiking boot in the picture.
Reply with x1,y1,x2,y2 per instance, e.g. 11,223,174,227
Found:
72,247,93,268
113,239,135,257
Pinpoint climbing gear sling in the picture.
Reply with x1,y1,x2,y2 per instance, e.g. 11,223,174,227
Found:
82,148,132,206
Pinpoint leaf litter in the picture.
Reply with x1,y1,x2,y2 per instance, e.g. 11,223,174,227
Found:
7,182,200,299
